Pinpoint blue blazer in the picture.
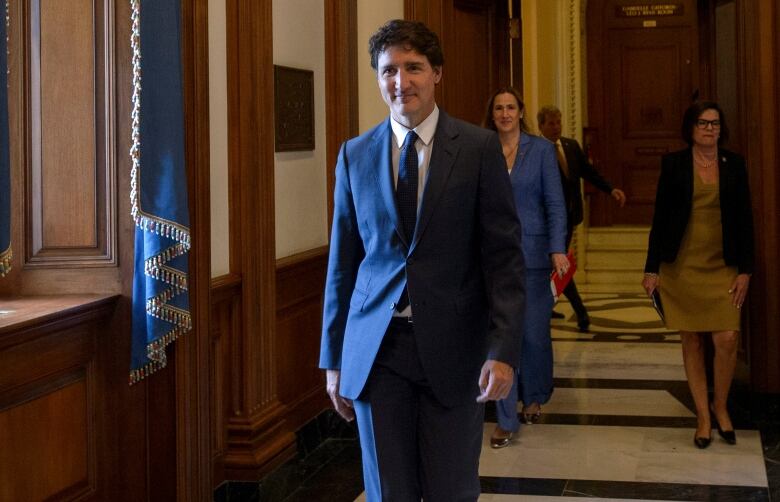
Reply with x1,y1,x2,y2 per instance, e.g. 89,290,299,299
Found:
320,111,526,407
509,133,567,269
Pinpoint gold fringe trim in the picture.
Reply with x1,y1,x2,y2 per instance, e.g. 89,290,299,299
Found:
128,0,191,385
0,246,10,277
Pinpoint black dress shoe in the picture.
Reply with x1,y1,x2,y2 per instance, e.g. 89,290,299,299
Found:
717,424,737,445
577,315,591,332
551,310,565,319
694,434,712,449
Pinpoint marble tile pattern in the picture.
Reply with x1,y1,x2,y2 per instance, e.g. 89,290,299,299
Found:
218,293,778,502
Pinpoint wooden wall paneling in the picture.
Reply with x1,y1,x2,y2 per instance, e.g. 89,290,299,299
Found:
38,0,96,248
178,0,214,498
210,274,242,486
223,0,292,480
275,248,330,432
406,0,508,126
405,0,445,105
324,0,358,227
740,0,780,393
0,0,120,298
27,0,115,266
0,296,116,501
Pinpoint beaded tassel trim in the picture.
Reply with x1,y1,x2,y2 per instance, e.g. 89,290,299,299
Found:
0,247,10,277
1,1,10,277
129,0,191,384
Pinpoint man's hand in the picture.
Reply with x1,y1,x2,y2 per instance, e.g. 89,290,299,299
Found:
326,369,355,421
611,188,627,207
476,360,514,403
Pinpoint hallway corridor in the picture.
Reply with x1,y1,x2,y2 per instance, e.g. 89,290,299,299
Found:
222,291,780,501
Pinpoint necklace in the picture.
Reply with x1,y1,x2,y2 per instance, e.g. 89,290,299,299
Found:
502,141,519,166
693,149,717,169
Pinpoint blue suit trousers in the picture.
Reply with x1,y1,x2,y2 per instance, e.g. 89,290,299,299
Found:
496,268,554,432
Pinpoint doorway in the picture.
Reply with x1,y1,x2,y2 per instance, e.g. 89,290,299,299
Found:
586,0,701,226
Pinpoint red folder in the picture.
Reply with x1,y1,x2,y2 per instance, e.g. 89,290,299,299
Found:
550,249,577,301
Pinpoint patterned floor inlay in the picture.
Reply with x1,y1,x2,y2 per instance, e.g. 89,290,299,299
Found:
233,292,778,502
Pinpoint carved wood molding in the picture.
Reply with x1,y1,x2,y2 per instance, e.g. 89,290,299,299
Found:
324,0,358,227
741,0,780,392
219,0,285,478
178,0,213,497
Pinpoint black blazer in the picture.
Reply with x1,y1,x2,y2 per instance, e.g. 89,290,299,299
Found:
558,136,613,227
644,148,754,275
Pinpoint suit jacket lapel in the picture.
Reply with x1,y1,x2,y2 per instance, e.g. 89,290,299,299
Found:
371,120,406,246
412,112,459,253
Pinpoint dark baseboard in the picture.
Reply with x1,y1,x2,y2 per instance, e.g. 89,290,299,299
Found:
214,410,359,502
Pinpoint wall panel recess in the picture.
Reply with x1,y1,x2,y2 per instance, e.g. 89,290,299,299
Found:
25,0,115,267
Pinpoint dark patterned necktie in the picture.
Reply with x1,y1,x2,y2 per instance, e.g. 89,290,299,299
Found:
397,131,419,244
396,131,418,311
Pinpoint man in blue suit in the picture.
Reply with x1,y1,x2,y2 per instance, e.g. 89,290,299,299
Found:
320,19,526,501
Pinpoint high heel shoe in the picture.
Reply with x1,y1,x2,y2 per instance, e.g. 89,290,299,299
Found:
693,434,712,449
709,404,737,445
716,424,737,445
490,426,513,449
522,405,542,425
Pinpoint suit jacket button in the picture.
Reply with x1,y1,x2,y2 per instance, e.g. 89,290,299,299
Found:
390,302,396,310
406,258,413,265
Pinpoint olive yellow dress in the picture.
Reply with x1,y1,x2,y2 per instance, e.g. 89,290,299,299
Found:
659,170,740,331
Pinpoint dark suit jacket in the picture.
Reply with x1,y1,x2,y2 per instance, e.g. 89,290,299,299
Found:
319,111,526,408
644,148,754,274
558,136,613,227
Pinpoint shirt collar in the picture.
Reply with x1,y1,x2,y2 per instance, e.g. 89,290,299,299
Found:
390,105,439,148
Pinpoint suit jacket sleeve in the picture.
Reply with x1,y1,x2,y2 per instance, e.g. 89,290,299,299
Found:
479,133,526,365
319,142,365,370
573,139,613,194
644,154,672,273
542,141,568,254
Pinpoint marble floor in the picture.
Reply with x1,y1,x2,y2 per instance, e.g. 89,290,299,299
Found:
217,292,780,501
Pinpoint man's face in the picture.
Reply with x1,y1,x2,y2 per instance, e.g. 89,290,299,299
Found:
376,45,442,129
539,113,562,142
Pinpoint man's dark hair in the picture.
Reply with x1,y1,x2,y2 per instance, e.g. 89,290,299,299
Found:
369,19,444,71
681,100,729,147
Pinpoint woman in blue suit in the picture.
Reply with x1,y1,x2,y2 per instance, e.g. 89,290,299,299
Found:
483,88,569,448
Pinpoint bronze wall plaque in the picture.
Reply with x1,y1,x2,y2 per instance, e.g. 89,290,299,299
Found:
274,65,315,152
616,4,684,17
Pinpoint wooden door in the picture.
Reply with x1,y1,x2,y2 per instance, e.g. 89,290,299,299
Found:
587,0,700,225
406,0,516,126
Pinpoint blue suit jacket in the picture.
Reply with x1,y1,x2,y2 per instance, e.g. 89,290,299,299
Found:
320,111,526,407
509,133,567,269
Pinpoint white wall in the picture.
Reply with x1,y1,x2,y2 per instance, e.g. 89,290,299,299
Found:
357,1,404,132
273,0,328,258
209,1,403,265
209,0,230,277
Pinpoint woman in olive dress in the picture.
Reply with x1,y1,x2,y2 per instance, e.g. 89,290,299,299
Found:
642,101,754,449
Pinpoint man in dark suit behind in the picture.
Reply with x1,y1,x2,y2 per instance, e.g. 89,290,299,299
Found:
320,19,526,501
537,105,626,331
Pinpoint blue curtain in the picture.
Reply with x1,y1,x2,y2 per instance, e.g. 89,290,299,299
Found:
1,2,11,277
130,0,191,384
